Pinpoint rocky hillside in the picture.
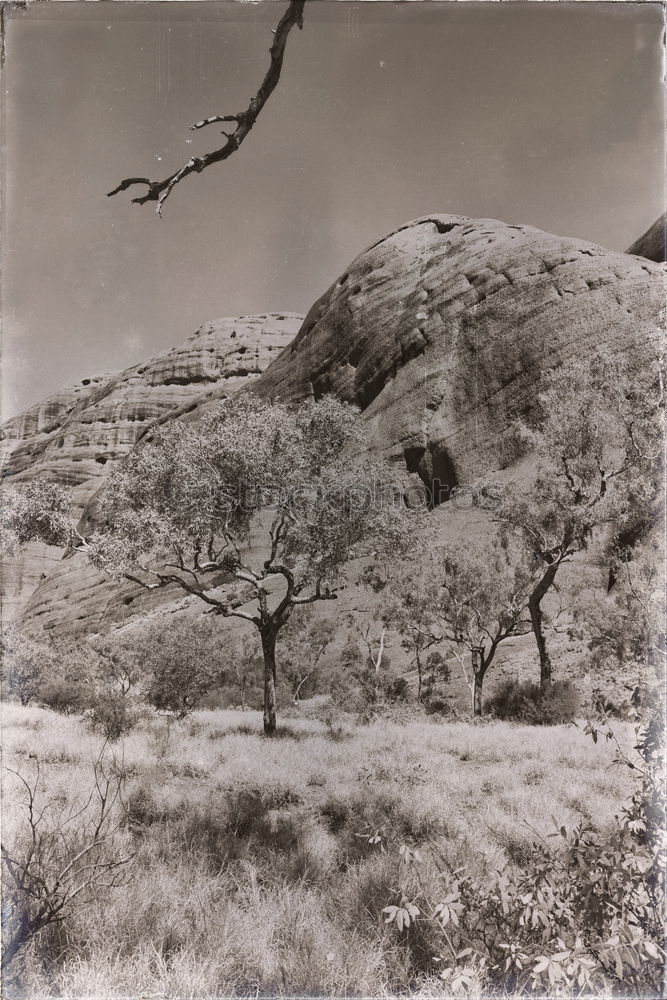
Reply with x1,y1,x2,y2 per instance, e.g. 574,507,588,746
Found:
2,216,665,637
1,314,301,620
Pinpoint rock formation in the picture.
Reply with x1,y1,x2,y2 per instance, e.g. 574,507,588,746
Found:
1,314,301,620
626,212,667,263
253,215,664,496
3,216,665,637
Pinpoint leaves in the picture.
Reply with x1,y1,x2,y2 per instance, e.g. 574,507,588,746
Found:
377,708,665,997
383,899,421,932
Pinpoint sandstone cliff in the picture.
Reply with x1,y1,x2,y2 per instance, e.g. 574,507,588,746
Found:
3,216,665,637
1,314,301,620
254,215,664,498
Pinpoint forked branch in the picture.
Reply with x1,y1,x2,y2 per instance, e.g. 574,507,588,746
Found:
107,0,305,216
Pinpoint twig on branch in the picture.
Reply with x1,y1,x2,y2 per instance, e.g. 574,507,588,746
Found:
107,0,305,216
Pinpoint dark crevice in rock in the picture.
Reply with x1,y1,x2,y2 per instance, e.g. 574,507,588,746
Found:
403,442,459,508
348,344,363,369
162,375,217,387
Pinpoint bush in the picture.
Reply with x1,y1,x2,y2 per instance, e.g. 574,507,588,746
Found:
487,678,580,724
39,676,94,715
86,692,138,741
423,696,452,717
1,627,53,706
316,702,354,742
375,706,666,997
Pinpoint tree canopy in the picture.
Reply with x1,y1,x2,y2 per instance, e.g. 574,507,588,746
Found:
483,348,664,688
87,393,410,732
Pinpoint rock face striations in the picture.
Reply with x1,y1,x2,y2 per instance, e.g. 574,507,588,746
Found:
1,314,301,620
254,215,665,498
3,216,665,636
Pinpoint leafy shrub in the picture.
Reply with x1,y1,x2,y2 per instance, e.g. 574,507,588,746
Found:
424,697,452,717
1,626,53,706
39,677,94,715
376,706,666,997
487,678,580,724
86,692,138,741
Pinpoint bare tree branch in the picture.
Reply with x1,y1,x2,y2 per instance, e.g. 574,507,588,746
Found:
107,0,305,216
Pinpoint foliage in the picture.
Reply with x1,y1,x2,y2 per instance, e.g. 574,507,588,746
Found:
577,535,666,687
278,613,335,703
197,632,265,711
39,677,94,716
390,534,534,715
421,650,450,703
138,619,226,718
484,348,664,687
487,678,581,725
90,637,146,697
86,394,411,733
376,706,665,997
0,479,72,556
35,638,99,715
1,626,54,706
86,692,139,741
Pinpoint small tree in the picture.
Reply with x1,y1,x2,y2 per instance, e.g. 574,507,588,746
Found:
91,637,145,698
86,397,408,733
137,619,226,719
393,537,533,716
0,626,54,707
422,650,450,702
232,633,263,711
577,535,666,708
485,349,663,689
279,614,335,704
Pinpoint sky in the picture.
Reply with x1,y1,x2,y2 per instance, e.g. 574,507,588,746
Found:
2,0,665,419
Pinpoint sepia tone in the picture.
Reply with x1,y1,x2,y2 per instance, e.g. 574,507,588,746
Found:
1,2,665,998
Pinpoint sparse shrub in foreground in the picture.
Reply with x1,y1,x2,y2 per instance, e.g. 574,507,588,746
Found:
487,678,580,724
1,749,133,974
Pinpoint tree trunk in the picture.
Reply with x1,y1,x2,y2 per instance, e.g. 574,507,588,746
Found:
1,913,34,970
261,630,278,735
471,647,484,717
416,648,423,703
372,628,386,704
529,562,559,690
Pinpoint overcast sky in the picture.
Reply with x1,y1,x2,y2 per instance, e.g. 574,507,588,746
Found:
2,1,664,419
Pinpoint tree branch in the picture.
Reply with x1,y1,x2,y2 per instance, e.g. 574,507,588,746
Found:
107,0,305,216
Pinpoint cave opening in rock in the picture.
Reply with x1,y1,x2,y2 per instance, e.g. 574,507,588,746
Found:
403,442,458,508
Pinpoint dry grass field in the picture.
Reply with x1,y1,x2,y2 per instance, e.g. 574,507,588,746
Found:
1,701,638,999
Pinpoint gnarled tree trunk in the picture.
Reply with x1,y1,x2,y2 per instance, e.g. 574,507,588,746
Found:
529,562,559,689
471,647,485,717
261,629,278,735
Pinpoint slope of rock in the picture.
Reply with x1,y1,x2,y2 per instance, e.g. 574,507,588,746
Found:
254,215,665,494
7,215,666,637
626,212,667,263
1,314,301,620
